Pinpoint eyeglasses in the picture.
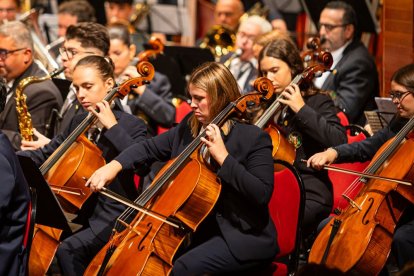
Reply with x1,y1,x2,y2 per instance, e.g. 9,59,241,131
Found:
59,47,95,60
389,90,413,101
0,48,26,60
318,23,347,32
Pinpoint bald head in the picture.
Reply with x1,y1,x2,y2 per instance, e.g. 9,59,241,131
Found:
214,0,244,31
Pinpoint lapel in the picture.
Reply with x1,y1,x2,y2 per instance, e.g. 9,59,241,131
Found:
0,63,41,128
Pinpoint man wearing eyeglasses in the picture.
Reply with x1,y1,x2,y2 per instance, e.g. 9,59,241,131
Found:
314,1,379,126
221,15,272,94
0,21,62,151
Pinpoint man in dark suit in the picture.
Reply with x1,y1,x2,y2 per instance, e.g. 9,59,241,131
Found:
221,15,272,94
0,77,30,276
0,21,62,150
314,1,379,126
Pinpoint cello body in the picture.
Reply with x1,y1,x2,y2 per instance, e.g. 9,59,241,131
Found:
309,132,414,274
86,156,220,275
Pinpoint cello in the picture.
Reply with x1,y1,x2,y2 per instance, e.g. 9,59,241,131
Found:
308,117,414,274
28,61,155,276
84,78,274,275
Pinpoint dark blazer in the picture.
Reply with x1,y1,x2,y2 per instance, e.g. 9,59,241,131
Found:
321,40,379,125
127,72,175,136
116,114,278,261
0,132,30,276
0,62,63,150
334,116,407,163
279,93,347,206
18,110,147,241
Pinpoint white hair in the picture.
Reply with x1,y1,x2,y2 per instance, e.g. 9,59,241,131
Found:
239,15,272,35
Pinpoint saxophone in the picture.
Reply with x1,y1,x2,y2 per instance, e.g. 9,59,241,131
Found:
15,68,64,141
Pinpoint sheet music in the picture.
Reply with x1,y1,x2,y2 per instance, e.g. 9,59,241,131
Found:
365,97,397,134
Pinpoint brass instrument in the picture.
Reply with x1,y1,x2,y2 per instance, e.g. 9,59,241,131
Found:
16,68,65,141
19,8,64,75
200,2,269,60
200,24,236,60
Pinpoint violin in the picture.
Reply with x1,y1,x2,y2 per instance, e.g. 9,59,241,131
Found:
28,61,155,276
253,43,333,170
308,117,414,274
84,78,274,275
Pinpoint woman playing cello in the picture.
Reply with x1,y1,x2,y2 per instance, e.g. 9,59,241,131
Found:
307,64,414,271
86,62,278,275
19,55,147,275
258,37,347,234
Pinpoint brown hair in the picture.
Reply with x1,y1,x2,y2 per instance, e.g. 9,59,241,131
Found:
391,64,414,91
258,37,319,96
187,62,240,136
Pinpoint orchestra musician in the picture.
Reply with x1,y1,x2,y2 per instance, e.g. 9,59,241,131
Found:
18,55,147,275
0,76,30,276
104,0,149,53
0,21,62,151
307,63,414,272
214,0,244,32
86,62,278,275
0,0,19,23
258,37,347,235
314,1,379,126
21,22,111,150
221,15,272,94
108,23,175,137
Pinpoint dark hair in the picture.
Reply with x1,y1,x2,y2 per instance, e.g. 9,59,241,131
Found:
58,0,96,23
259,37,304,78
325,1,359,38
0,77,6,112
258,37,320,96
108,23,131,46
66,22,110,56
74,55,115,83
391,64,414,91
105,0,133,5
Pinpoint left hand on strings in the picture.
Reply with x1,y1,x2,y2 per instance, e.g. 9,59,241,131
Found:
200,124,229,166
278,83,305,113
88,100,118,129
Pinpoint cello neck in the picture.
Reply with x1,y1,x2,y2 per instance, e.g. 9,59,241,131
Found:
255,74,303,129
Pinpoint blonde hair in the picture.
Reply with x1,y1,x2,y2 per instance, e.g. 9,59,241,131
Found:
188,62,241,137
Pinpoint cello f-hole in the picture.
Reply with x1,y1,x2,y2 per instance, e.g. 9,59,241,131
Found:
138,222,153,251
362,198,374,225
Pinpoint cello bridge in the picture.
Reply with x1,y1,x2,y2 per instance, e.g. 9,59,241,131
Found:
342,194,362,211
117,219,141,236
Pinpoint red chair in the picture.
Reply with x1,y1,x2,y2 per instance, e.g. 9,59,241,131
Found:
267,159,306,275
336,111,349,127
329,126,370,213
157,98,192,134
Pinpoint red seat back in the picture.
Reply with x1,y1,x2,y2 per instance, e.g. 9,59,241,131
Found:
269,160,305,274
158,99,192,134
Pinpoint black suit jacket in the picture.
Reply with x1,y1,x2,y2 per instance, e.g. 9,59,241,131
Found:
18,110,147,241
322,40,379,125
0,132,30,276
116,114,278,261
334,116,407,163
0,62,62,150
279,93,347,206
127,72,175,136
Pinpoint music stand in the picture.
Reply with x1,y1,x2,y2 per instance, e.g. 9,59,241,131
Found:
18,155,72,233
52,78,71,101
151,46,214,99
301,0,380,33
